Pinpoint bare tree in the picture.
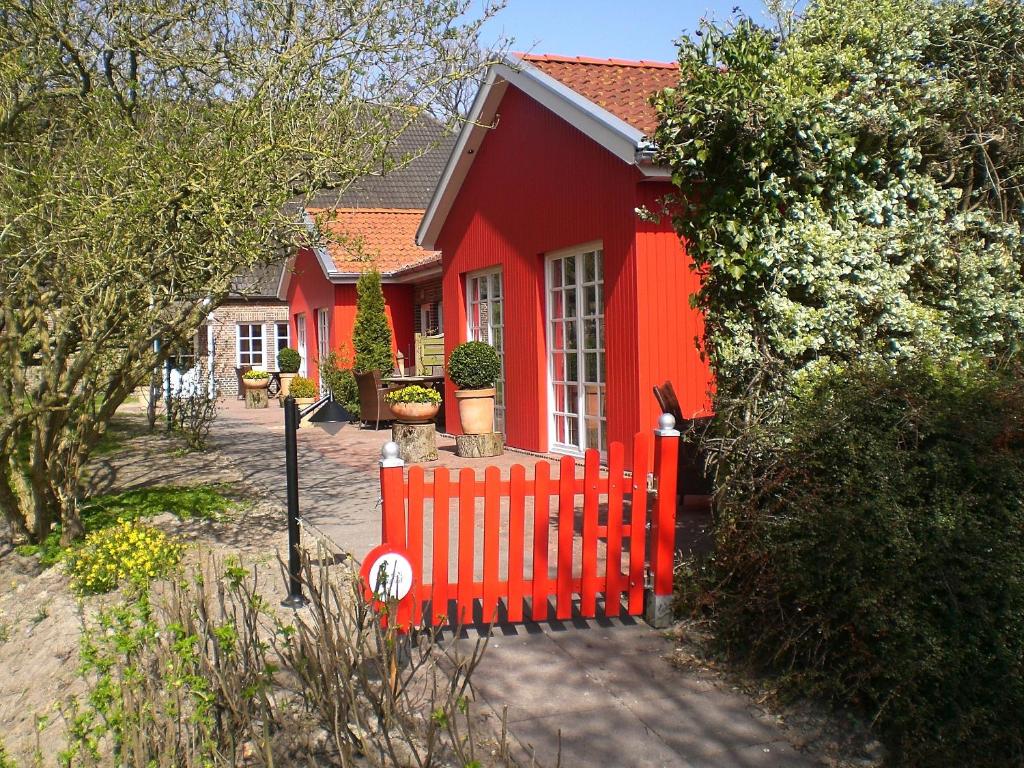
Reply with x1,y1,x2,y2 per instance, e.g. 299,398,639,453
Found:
0,0,504,543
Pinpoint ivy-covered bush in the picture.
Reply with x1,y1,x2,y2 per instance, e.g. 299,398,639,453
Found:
447,341,500,389
353,270,394,374
288,376,317,399
696,358,1024,766
385,385,441,405
277,347,301,374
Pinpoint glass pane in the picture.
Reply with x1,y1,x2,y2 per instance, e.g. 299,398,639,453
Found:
491,301,502,326
555,415,566,444
585,252,596,283
552,351,565,382
567,417,579,448
584,320,597,350
586,352,598,382
566,321,577,350
552,321,564,351
586,420,599,452
596,250,604,280
585,286,597,316
565,289,577,320
565,255,576,284
551,261,562,289
598,352,605,383
600,424,608,452
253,339,262,352
566,353,578,382
493,329,503,352
551,291,563,320
492,274,502,298
240,340,250,352
567,384,579,415
555,384,566,411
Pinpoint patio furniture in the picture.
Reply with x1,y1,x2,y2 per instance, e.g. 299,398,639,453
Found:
355,370,403,429
652,380,714,496
235,365,252,400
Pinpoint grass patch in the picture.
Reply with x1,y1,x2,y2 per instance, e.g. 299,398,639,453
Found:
16,485,237,566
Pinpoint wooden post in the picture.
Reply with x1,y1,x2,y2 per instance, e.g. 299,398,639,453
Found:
379,441,406,547
646,413,680,628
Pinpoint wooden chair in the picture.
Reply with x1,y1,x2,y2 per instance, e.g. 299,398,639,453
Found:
355,370,402,429
652,380,714,497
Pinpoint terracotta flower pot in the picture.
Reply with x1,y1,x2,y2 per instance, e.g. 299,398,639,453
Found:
454,387,496,435
242,377,270,390
278,372,297,400
390,401,440,424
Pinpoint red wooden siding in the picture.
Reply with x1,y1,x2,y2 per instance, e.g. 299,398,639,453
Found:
435,85,713,466
286,247,415,383
436,85,643,455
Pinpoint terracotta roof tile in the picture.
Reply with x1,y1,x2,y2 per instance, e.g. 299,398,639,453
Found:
518,53,678,136
308,208,439,275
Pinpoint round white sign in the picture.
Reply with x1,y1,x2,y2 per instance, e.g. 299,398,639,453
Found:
366,551,413,601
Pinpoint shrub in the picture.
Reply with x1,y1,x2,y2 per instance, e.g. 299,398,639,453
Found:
353,270,394,374
447,341,500,389
277,346,301,373
65,520,185,595
242,369,269,380
337,368,359,416
385,384,441,405
170,365,218,451
288,376,317,399
697,357,1024,766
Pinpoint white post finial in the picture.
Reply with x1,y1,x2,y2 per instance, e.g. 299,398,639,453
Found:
380,441,405,468
655,412,680,437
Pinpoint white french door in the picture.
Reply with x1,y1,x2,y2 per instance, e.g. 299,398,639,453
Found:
295,314,307,377
547,245,606,456
466,269,505,433
316,308,330,394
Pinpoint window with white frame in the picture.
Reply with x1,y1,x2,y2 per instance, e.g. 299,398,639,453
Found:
276,322,290,359
466,269,504,432
237,323,264,367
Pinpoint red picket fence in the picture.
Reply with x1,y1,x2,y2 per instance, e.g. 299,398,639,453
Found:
378,417,680,627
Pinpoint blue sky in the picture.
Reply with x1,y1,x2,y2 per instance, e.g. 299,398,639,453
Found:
480,1,770,62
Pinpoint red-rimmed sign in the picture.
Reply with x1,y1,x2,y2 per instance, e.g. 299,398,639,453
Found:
360,543,415,607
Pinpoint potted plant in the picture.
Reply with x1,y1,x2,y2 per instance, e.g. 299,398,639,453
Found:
447,341,501,434
385,385,441,424
289,375,317,406
241,369,270,409
277,347,301,401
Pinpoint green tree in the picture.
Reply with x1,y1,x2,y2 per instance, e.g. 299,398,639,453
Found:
0,0,504,544
352,270,395,374
653,0,1024,422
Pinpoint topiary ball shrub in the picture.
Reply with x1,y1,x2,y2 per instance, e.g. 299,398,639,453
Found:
447,341,500,390
277,347,301,374
289,376,317,399
700,357,1024,766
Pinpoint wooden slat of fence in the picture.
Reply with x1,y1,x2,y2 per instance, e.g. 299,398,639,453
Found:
580,449,601,617
604,441,626,618
431,468,451,626
628,432,650,615
556,455,576,620
407,466,425,626
482,466,501,623
413,477,610,498
457,467,475,625
507,464,527,623
532,462,551,621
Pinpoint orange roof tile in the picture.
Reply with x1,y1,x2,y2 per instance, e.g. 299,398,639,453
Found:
518,53,678,136
308,207,439,275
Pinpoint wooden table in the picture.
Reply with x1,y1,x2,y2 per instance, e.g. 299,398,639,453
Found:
382,375,445,386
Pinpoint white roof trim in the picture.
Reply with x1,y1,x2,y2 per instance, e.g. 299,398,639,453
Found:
417,54,672,250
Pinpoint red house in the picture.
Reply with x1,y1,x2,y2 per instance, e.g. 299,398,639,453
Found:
417,54,713,463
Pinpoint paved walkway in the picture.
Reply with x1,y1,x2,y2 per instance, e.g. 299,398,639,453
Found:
212,400,818,767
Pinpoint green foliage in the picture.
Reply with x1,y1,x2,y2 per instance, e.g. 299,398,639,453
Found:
337,368,360,417
0,740,14,768
653,0,1024,413
698,357,1024,766
288,376,317,399
242,369,269,380
16,485,232,567
277,347,301,374
385,385,441,405
353,271,395,374
447,341,501,389
66,520,184,595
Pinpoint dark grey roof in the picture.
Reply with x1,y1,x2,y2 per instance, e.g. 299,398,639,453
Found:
306,117,455,210
229,262,287,300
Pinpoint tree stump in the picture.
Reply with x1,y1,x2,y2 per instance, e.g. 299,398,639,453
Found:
455,432,503,458
392,422,438,463
244,386,269,409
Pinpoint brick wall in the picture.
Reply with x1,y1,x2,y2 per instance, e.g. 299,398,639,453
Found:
204,301,289,396
413,278,443,335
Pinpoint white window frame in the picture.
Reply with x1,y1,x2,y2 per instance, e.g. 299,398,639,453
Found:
236,323,265,368
276,322,290,358
545,241,606,457
466,268,505,433
295,314,307,377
